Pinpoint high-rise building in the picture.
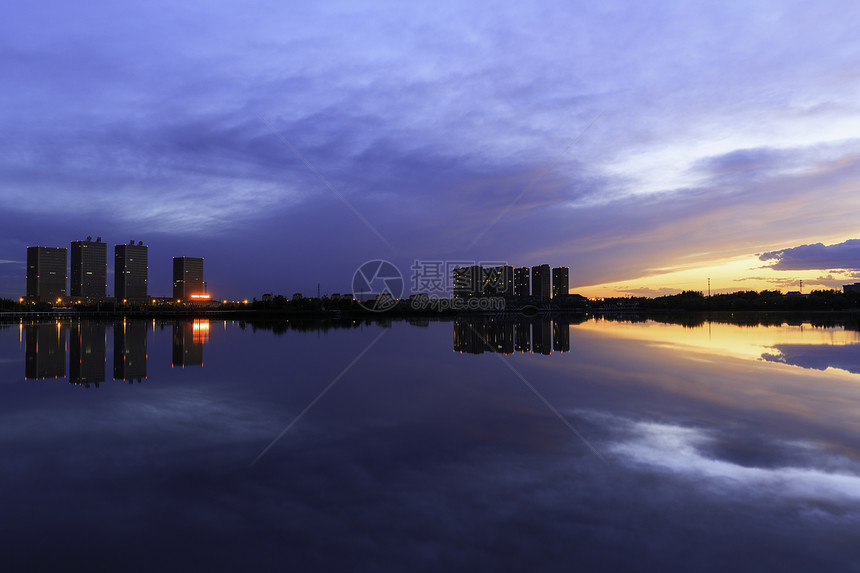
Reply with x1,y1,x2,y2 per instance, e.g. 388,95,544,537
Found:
173,257,204,300
531,264,551,299
552,266,569,298
483,265,513,296
116,241,149,301
70,237,107,299
453,265,482,297
514,267,530,297
26,246,67,301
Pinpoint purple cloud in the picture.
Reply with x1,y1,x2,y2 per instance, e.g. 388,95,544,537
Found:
2,1,860,299
759,240,860,271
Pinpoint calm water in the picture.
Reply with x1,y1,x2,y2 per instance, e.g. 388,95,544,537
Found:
2,314,860,571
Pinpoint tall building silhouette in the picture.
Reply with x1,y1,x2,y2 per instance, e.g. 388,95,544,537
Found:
453,265,482,297
173,257,204,300
26,246,67,301
531,264,551,300
552,266,569,298
70,237,107,299
514,267,530,297
116,241,149,301
483,265,513,296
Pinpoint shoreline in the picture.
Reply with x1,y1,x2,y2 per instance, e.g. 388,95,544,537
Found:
3,306,859,324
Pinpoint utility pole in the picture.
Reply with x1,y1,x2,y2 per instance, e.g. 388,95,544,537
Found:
708,278,711,298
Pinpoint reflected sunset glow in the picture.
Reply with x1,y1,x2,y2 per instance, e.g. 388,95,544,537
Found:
575,317,860,363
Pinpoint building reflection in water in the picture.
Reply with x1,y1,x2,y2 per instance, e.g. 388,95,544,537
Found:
70,322,106,387
23,318,211,383
454,318,514,354
172,319,208,367
114,319,148,383
553,316,570,352
514,320,531,353
454,317,571,355
25,322,66,380
532,319,552,355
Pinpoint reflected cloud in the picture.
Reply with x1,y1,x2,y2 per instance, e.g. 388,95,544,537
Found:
762,344,860,375
5,316,860,570
575,317,860,363
612,420,860,502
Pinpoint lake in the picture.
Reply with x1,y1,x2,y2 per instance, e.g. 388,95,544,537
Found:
2,314,860,571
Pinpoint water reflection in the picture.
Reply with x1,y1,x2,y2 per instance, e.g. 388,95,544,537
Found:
762,344,860,374
114,320,147,383
69,323,106,387
172,319,208,368
24,323,66,380
453,316,575,355
5,313,860,570
20,318,212,384
578,314,860,371
16,314,860,384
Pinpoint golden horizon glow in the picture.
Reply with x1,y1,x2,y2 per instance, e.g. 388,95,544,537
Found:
575,252,857,299
575,317,860,366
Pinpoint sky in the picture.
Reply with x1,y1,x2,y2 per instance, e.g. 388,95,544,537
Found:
2,0,859,300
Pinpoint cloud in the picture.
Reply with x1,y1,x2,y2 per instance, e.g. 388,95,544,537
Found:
762,344,860,375
3,0,860,299
612,420,860,502
691,147,790,184
606,286,682,297
759,239,860,270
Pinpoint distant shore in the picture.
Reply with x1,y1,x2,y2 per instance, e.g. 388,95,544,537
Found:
3,288,858,322
2,306,859,327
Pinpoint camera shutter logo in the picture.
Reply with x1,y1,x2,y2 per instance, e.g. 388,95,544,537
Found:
352,260,403,312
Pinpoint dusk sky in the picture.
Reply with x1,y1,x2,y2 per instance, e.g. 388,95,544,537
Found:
2,0,859,300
